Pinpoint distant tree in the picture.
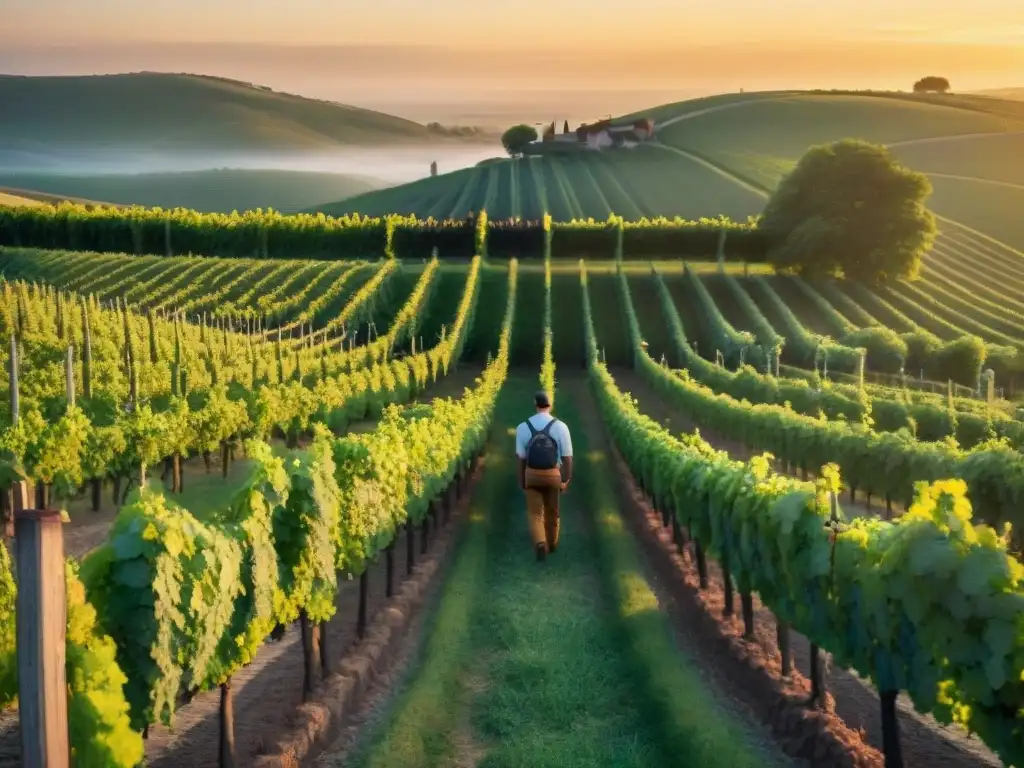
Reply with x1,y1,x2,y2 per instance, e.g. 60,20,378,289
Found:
758,139,936,284
913,76,951,93
501,124,539,157
563,119,570,134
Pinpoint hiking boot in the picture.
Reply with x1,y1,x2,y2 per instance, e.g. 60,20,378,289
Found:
536,543,547,562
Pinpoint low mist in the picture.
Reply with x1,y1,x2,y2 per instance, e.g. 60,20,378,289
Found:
0,144,507,187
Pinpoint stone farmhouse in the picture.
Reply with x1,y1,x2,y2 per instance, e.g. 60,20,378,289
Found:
537,118,655,151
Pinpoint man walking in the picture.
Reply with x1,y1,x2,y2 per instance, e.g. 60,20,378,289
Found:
515,390,573,561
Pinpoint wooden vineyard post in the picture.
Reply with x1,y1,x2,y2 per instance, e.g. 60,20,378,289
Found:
809,645,826,708
15,507,70,768
219,678,236,768
670,505,685,554
385,542,395,598
406,518,415,575
740,588,755,639
65,347,75,408
808,489,841,707
81,301,92,399
320,617,332,678
300,611,320,701
721,547,735,618
777,621,792,677
357,569,369,639
441,488,451,526
880,690,904,768
692,538,709,589
446,484,456,525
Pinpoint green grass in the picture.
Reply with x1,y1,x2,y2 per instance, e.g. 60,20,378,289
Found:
925,175,1024,250
311,147,767,222
587,272,633,368
571,375,791,768
0,170,387,215
0,73,457,153
312,89,1024,253
511,269,546,367
349,377,671,768
658,94,1022,162
890,134,1024,187
654,93,1024,248
351,373,792,768
464,263,512,363
626,274,676,364
551,268,586,369
466,392,668,768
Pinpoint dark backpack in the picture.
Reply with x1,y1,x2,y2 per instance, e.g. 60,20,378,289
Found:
525,419,560,470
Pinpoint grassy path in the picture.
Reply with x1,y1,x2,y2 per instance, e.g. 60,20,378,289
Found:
343,374,797,768
342,375,668,767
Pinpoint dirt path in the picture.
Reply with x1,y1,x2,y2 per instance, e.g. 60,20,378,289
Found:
607,366,1002,768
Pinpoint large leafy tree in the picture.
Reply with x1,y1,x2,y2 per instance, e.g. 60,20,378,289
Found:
501,124,538,157
914,76,951,93
758,140,936,283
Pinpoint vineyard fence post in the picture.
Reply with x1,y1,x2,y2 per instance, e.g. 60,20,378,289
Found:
385,542,395,598
357,569,369,639
880,690,904,768
16,507,70,768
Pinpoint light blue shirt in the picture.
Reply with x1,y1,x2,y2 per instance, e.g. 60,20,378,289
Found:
515,412,573,463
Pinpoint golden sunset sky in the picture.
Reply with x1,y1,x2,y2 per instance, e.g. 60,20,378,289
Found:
1,0,1022,117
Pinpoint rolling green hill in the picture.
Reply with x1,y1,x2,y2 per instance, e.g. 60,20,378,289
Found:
314,90,1024,250
0,72,477,156
315,147,766,221
0,169,388,214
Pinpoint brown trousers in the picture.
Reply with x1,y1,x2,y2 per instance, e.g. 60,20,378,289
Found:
524,467,562,550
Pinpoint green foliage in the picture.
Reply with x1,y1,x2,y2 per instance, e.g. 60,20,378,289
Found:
931,335,987,387
0,547,143,766
0,543,16,709
634,268,1024,535
64,561,146,767
914,76,951,93
841,326,907,374
540,255,555,409
589,265,1024,767
501,124,539,158
76,256,506,737
760,140,937,283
